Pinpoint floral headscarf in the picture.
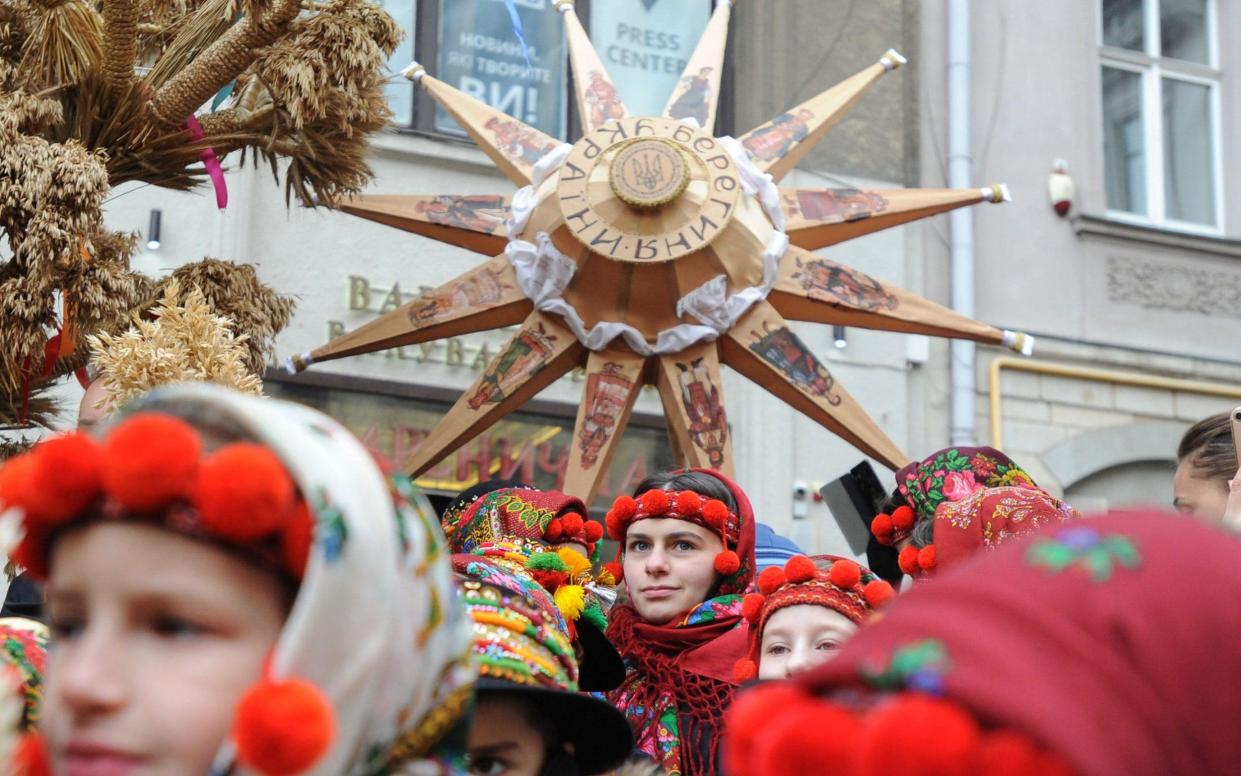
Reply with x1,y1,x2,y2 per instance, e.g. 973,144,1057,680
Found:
930,485,1081,574
119,384,476,775
896,447,1036,521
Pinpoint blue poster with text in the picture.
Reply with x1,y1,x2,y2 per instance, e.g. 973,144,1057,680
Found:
436,0,567,139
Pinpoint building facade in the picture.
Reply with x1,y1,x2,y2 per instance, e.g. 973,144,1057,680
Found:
83,0,1238,557
920,0,1241,512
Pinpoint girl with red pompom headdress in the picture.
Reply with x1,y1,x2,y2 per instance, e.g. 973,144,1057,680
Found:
0,383,474,776
602,468,757,776
732,555,894,684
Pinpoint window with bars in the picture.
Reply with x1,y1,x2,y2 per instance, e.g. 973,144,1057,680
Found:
1100,0,1222,231
377,0,717,143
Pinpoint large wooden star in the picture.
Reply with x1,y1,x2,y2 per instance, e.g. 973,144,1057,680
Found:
289,0,1031,501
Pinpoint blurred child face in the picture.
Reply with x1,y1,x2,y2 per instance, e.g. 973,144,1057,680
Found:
623,519,723,625
757,604,858,680
466,694,553,776
42,522,288,776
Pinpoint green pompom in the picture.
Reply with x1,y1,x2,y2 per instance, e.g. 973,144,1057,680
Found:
526,551,569,573
582,600,608,631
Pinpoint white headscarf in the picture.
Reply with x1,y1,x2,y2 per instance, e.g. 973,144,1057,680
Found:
123,383,475,775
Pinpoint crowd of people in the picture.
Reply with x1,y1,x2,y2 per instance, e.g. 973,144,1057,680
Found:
0,383,1237,776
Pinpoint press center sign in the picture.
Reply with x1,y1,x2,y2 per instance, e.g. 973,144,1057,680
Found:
591,0,710,118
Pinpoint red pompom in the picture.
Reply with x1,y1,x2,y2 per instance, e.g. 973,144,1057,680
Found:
857,695,981,776
26,433,102,524
234,677,335,776
560,512,584,536
639,489,670,514
784,555,818,584
530,569,569,592
601,561,624,583
0,455,38,516
102,414,201,511
544,518,563,542
891,505,915,532
870,513,894,543
675,490,702,515
862,580,895,609
13,732,51,776
829,559,862,590
11,525,49,580
605,510,626,541
701,499,729,529
757,566,787,596
281,501,314,579
715,550,741,575
610,495,637,521
723,684,816,776
733,658,758,683
917,545,937,572
750,699,860,776
583,520,603,543
898,545,920,576
741,592,766,624
196,444,295,541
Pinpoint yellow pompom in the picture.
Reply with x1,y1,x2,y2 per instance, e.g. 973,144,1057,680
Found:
557,546,592,579
597,567,617,586
554,584,586,621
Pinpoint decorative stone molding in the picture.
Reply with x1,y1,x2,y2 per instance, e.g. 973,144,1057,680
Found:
1106,256,1241,318
1074,213,1241,259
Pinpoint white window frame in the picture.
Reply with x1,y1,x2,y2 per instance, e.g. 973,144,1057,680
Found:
1098,0,1224,235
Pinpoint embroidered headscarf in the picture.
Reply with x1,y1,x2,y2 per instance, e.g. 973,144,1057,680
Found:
444,485,604,563
898,485,1082,577
1,383,475,774
726,512,1241,776
872,447,1040,562
604,469,757,776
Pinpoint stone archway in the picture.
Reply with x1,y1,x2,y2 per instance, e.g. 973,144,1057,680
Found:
1040,420,1188,511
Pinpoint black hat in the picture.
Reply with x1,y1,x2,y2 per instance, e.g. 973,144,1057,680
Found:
475,678,633,776
575,616,626,692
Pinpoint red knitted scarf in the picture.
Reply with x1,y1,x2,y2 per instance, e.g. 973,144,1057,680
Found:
606,603,741,775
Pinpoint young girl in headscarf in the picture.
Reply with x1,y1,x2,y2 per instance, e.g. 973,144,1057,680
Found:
601,469,756,776
725,511,1241,776
0,382,474,775
732,555,894,682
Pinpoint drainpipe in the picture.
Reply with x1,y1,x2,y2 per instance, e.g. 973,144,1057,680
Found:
947,0,975,445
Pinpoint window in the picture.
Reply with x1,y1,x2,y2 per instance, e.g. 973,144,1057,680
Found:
381,0,715,142
1100,0,1221,231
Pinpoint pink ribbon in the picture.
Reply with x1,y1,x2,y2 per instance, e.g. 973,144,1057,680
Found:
185,115,228,210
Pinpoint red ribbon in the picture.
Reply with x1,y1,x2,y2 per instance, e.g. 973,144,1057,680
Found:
185,115,228,210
